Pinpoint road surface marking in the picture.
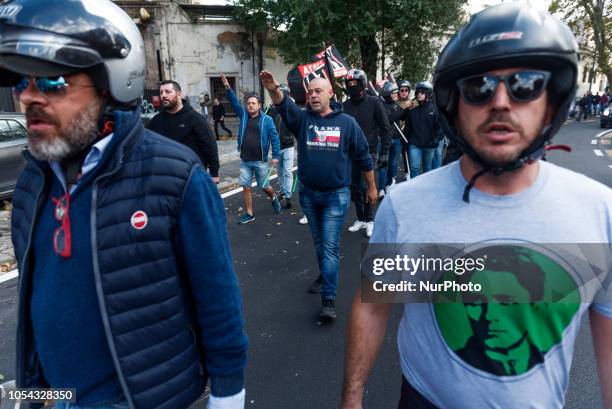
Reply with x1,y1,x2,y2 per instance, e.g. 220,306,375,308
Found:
591,140,598,144
593,149,604,157
0,269,18,284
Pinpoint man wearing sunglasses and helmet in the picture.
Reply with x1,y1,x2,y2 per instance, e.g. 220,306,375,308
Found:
3,1,247,408
343,4,611,409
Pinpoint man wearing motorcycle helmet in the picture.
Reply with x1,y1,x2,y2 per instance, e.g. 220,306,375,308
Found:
397,80,412,109
378,81,403,191
3,1,247,408
343,68,393,237
398,80,442,177
342,4,611,409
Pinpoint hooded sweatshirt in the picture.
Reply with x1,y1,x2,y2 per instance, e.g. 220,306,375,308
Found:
343,93,392,156
391,100,442,148
148,100,220,177
274,94,373,191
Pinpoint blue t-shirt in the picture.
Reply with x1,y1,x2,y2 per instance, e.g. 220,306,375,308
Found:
371,160,612,408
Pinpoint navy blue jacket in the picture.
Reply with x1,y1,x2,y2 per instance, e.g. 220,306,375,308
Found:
227,88,280,161
274,94,373,191
11,108,247,409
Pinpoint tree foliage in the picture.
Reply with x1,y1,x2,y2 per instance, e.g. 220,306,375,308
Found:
550,0,612,87
232,0,467,85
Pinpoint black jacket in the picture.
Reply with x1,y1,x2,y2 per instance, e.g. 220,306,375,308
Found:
148,101,220,177
212,104,226,121
391,100,441,148
268,106,295,149
343,94,392,155
381,98,403,140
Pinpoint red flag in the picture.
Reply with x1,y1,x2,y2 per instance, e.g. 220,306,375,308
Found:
315,46,349,78
298,58,333,94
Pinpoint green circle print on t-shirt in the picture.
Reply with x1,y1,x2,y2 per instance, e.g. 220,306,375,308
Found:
433,245,580,377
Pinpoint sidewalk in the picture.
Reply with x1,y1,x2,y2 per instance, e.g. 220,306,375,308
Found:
0,211,13,267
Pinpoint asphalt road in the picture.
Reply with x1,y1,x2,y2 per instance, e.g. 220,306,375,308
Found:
0,118,610,408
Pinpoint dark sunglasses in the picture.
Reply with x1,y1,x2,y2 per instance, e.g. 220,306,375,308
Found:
399,88,410,92
415,90,426,95
456,70,551,105
52,193,72,258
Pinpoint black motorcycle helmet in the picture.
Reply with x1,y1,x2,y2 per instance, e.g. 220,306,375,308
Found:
433,3,579,202
345,69,368,90
0,0,145,106
381,82,399,98
415,81,433,99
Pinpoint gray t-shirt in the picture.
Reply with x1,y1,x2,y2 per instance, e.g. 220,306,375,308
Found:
371,160,612,409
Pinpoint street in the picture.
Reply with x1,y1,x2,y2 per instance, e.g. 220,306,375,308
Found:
0,118,610,408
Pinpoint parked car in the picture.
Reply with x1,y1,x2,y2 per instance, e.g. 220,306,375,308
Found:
600,106,612,128
0,113,27,200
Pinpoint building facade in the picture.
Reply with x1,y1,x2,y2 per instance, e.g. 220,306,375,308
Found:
115,0,294,114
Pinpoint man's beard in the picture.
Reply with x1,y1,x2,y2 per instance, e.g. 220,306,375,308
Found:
458,112,531,167
162,98,178,110
26,102,102,162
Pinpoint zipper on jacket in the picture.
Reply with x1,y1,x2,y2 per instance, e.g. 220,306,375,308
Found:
89,138,135,409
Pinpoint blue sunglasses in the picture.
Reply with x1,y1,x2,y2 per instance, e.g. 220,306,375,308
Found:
13,76,73,98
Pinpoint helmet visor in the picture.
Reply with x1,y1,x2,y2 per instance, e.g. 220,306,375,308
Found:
0,27,102,84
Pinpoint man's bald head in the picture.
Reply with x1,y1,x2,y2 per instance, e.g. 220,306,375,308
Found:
307,77,333,115
308,77,331,92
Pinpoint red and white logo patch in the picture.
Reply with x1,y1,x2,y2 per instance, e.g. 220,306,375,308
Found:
130,210,148,230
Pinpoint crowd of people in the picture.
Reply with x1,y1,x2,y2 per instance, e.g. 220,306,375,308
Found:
574,90,611,121
1,0,610,409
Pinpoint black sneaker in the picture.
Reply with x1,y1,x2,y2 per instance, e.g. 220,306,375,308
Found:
308,275,323,294
283,198,292,209
320,298,336,320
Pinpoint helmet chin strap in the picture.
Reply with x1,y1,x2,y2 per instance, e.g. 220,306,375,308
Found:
439,114,553,203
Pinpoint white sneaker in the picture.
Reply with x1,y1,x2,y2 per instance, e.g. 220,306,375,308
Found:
378,189,385,198
348,220,367,232
299,215,308,225
366,221,374,238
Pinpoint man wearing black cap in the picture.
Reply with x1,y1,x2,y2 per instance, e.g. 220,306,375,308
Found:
342,4,612,409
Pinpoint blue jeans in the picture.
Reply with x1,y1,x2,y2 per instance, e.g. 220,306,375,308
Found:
378,138,402,188
432,137,446,170
408,145,435,177
299,185,351,299
239,160,269,188
278,147,294,197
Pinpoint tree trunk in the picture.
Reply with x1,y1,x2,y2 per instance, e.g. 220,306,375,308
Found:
359,34,379,85
606,72,612,92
